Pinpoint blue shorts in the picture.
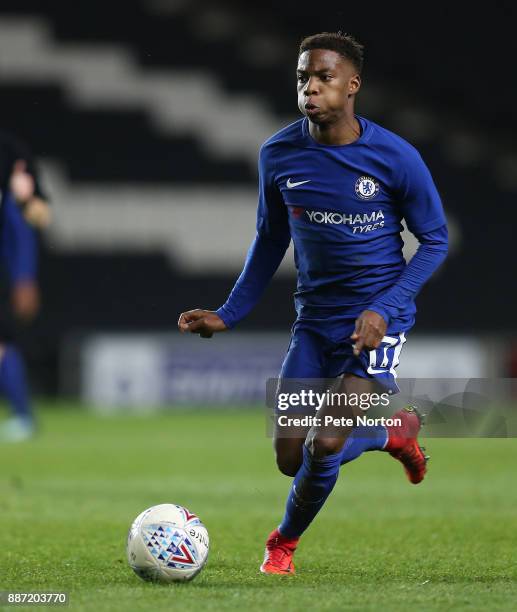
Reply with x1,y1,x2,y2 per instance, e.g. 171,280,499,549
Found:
280,311,414,394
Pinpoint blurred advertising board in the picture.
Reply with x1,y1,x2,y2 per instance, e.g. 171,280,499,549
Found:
78,333,490,410
81,333,288,409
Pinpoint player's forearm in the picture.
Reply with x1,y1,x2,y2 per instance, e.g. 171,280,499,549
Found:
4,251,38,286
5,222,38,284
216,232,290,328
368,224,448,324
1,192,39,284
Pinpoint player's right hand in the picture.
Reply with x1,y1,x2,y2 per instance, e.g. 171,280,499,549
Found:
11,281,40,322
177,309,228,338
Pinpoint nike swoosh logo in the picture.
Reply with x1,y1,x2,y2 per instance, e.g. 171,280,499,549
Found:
286,178,311,188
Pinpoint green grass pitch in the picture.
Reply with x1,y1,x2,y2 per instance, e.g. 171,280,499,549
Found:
1,403,516,611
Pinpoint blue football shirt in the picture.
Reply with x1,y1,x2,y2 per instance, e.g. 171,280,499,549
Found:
217,115,447,327
0,191,38,284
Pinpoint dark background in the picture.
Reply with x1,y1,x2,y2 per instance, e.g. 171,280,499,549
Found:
1,0,516,392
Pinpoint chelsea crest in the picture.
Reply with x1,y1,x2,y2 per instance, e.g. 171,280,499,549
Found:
355,176,379,200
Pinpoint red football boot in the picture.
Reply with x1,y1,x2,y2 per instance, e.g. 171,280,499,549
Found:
385,406,429,485
260,528,299,575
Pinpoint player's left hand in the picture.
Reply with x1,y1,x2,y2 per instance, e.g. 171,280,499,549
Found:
351,310,387,356
23,197,51,228
11,281,40,322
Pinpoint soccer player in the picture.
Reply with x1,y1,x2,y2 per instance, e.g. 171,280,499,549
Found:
178,32,448,574
0,131,48,442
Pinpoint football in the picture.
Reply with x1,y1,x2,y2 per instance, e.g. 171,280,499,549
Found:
126,503,209,583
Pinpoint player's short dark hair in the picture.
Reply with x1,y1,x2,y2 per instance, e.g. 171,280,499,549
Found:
299,32,364,73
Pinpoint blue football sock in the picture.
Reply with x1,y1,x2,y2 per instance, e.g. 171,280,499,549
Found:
279,444,342,539
0,345,33,422
339,425,388,465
